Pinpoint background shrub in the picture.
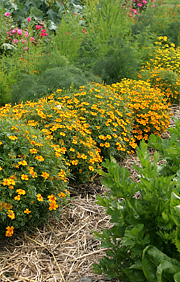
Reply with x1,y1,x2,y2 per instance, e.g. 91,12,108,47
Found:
0,118,69,238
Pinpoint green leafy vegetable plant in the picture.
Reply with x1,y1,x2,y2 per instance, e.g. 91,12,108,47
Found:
93,126,180,281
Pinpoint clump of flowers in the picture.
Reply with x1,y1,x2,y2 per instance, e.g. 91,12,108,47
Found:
3,13,48,52
0,119,70,238
138,36,180,104
0,97,102,183
56,83,136,157
111,79,170,142
138,68,180,104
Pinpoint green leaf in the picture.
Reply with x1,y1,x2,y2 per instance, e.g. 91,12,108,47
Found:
156,260,180,282
124,261,147,282
142,246,180,282
174,271,180,282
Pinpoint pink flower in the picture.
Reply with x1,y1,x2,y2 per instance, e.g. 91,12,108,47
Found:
73,13,78,15
137,3,142,7
4,12,10,17
142,0,147,3
16,28,22,35
24,47,28,51
13,39,18,44
151,4,156,7
27,17,32,22
131,9,137,14
36,25,42,30
25,31,29,38
30,37,35,41
12,29,16,34
82,29,87,34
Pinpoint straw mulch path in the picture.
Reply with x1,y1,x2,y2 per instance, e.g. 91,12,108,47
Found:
0,105,179,282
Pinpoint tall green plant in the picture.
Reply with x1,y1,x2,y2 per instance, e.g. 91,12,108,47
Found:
93,120,180,281
81,0,132,59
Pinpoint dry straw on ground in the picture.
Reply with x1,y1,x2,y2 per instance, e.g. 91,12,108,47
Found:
0,106,179,282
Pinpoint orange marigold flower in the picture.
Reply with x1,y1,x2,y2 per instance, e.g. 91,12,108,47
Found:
5,226,14,237
7,210,15,220
89,166,95,171
49,202,58,211
8,135,18,141
37,193,43,201
24,208,31,214
16,189,26,195
105,142,110,148
48,194,57,202
29,148,38,154
71,160,78,165
41,171,49,180
35,155,44,162
58,192,66,198
14,195,21,201
21,174,29,180
18,160,28,166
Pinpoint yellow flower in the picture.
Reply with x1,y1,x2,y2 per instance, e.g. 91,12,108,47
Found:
5,226,14,237
37,193,43,201
71,160,78,165
14,195,21,201
0,166,2,171
35,155,44,162
16,189,26,195
48,194,57,202
7,210,15,220
41,171,49,180
105,142,110,148
58,192,66,198
89,166,95,171
21,174,29,180
18,160,27,166
29,148,38,154
49,202,58,211
8,135,18,141
24,208,31,214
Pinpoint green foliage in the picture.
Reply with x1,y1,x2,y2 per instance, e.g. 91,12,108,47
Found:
131,1,180,47
148,118,180,177
10,61,101,104
53,12,85,62
0,118,69,238
92,39,140,84
93,125,180,281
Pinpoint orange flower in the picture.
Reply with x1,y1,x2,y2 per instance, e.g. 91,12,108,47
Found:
21,174,29,180
35,155,44,162
14,195,21,201
41,171,49,180
24,208,31,214
5,226,14,237
7,210,15,220
49,202,58,211
37,193,43,201
29,148,38,154
16,189,26,195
